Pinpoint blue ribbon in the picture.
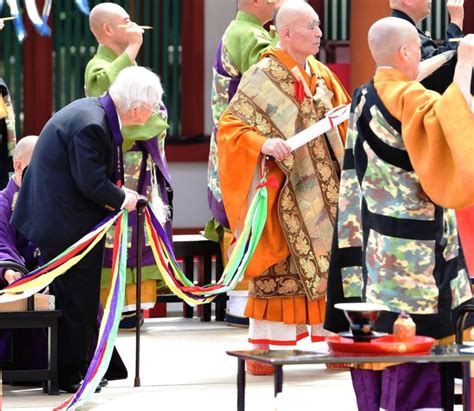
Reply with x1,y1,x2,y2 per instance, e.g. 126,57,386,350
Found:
6,0,26,42
25,0,52,36
75,0,90,16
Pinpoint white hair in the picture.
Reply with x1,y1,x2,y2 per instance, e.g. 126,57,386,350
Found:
109,66,164,112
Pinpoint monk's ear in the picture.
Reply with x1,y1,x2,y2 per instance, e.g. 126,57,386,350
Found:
13,158,22,175
281,26,290,41
399,45,409,62
103,22,114,37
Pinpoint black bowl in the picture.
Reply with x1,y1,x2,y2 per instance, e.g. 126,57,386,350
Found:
334,303,388,337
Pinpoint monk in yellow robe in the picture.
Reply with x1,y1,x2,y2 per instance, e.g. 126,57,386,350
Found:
217,1,350,373
324,17,474,411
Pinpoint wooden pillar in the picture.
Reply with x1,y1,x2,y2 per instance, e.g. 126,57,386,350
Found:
464,1,474,34
308,0,324,23
180,0,205,139
22,0,53,136
349,0,390,92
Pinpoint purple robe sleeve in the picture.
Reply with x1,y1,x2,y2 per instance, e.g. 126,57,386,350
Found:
0,180,25,284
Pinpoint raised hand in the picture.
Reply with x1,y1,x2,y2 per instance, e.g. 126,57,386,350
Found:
447,0,464,30
123,22,144,62
458,34,474,66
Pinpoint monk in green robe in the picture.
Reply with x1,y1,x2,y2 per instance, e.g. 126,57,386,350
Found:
85,3,173,327
207,0,282,325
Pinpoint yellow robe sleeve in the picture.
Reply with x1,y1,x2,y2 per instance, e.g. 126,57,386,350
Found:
375,69,474,209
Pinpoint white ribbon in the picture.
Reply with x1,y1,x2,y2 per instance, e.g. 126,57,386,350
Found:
24,0,52,36
75,0,90,15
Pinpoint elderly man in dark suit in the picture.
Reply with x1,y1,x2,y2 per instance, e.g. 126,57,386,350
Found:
11,66,162,393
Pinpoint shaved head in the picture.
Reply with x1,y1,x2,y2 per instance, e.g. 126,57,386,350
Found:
89,2,128,39
368,17,421,79
13,135,38,164
275,0,313,33
369,17,418,66
275,1,321,65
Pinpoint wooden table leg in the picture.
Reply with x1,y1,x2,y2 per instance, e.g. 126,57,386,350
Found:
237,358,246,411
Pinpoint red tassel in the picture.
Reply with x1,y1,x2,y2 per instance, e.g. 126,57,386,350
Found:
256,175,279,190
294,80,304,103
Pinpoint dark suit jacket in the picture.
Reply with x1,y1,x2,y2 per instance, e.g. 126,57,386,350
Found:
0,79,13,191
11,97,125,252
391,9,473,94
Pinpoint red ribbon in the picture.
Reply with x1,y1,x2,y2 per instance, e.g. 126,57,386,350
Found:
256,175,279,190
294,79,305,103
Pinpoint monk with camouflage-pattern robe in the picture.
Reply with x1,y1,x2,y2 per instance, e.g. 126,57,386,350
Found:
218,47,350,345
324,65,474,411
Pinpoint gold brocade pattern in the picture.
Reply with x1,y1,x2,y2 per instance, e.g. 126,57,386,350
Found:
249,257,306,298
227,55,343,300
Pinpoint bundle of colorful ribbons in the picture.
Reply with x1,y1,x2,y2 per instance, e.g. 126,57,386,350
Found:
0,177,271,409
146,175,274,306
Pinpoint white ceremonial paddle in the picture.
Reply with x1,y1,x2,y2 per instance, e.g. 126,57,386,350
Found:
286,104,351,151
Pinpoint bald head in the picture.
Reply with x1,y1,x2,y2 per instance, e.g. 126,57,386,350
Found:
13,135,38,186
89,2,128,40
275,0,313,33
368,17,421,79
369,17,418,65
13,135,38,164
275,1,321,65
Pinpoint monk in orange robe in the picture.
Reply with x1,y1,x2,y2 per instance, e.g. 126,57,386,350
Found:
217,1,350,374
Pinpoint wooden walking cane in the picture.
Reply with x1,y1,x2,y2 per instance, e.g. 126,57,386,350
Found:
135,197,148,387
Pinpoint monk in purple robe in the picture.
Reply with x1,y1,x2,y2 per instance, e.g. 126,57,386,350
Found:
0,135,47,370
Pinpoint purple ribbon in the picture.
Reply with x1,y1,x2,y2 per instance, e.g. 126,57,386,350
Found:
98,94,124,187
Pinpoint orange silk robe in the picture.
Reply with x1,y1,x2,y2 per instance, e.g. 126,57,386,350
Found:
374,67,474,209
217,49,350,324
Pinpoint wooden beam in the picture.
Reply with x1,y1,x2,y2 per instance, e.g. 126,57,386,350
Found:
349,0,390,92
22,0,53,135
180,0,205,139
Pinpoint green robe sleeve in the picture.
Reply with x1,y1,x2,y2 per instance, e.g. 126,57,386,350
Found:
84,48,169,147
84,52,134,97
121,115,169,151
225,28,278,74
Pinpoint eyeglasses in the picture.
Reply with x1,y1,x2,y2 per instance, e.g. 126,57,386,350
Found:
141,103,159,116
